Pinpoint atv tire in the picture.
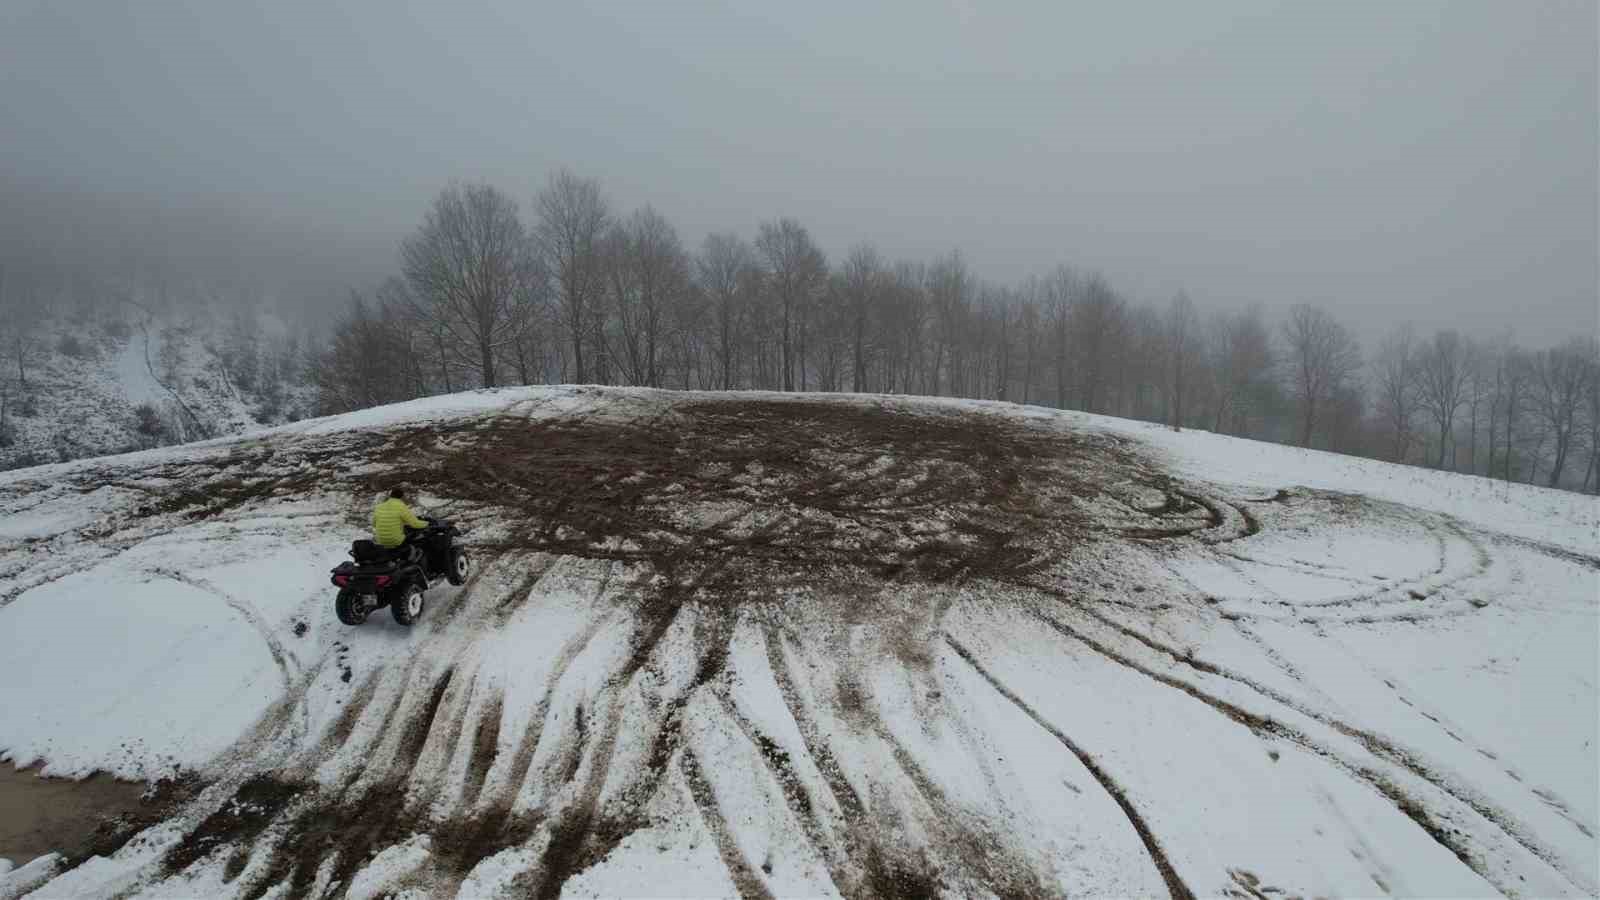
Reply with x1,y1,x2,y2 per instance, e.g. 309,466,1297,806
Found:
391,584,426,626
447,549,470,586
336,589,367,626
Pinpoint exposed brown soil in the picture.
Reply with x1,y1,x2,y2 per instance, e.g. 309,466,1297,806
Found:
352,399,1145,602
0,763,201,868
0,764,149,865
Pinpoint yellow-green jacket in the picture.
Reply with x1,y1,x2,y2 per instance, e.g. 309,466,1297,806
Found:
372,497,427,548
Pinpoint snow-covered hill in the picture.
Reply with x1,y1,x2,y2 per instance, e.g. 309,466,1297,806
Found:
0,386,1595,898
0,310,313,472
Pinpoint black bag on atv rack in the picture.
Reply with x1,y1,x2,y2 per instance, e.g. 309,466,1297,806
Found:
350,539,388,563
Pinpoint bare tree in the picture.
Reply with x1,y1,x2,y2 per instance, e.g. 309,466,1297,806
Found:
312,292,418,414
754,219,827,391
1582,339,1600,493
1017,278,1045,406
697,233,756,390
0,265,45,390
401,183,537,389
926,252,973,397
1499,346,1532,480
841,243,885,392
604,207,690,388
1281,304,1361,447
1069,274,1126,414
1414,329,1471,469
1207,305,1274,436
1044,266,1074,409
1530,337,1592,487
1373,324,1420,462
1166,291,1200,430
885,262,927,394
535,171,610,384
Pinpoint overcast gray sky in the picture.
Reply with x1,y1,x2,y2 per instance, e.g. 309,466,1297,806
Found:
1,0,1594,344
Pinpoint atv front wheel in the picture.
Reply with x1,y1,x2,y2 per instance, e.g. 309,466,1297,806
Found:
447,549,470,586
335,590,367,626
391,584,426,626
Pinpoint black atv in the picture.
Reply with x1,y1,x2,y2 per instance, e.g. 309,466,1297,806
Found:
330,518,470,626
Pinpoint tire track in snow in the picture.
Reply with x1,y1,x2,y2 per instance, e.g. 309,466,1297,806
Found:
710,689,856,897
681,743,778,900
870,718,1059,898
407,667,481,818
147,567,296,698
1029,603,1592,896
1482,531,1600,572
535,599,689,900
493,603,616,816
762,626,868,822
942,635,1195,900
1316,628,1599,843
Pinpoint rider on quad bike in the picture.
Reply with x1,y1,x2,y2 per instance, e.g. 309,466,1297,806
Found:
330,486,470,627
373,486,428,557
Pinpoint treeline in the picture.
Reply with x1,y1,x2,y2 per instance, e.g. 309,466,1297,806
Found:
315,173,1600,494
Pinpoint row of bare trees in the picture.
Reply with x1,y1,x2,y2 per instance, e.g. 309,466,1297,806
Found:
1371,327,1600,489
314,173,1600,494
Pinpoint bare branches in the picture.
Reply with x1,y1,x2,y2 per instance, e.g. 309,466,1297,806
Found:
401,183,538,389
1413,330,1471,469
1282,304,1362,447
754,219,827,391
535,171,611,384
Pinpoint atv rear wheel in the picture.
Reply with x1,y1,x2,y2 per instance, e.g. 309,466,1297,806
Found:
335,589,367,626
447,549,470,586
391,584,426,626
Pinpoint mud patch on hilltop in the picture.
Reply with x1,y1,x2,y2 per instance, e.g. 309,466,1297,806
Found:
362,398,1146,603
0,762,178,866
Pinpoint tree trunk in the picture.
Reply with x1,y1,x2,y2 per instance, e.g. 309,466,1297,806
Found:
781,297,793,392
480,338,496,389
437,333,453,393
571,327,585,385
1547,429,1569,488
1468,394,1478,474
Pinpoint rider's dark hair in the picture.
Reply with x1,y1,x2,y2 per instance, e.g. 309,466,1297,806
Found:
389,487,405,500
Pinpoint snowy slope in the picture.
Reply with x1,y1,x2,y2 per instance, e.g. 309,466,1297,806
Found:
1,387,1595,899
0,311,312,472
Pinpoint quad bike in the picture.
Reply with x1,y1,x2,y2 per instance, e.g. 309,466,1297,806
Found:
330,518,470,626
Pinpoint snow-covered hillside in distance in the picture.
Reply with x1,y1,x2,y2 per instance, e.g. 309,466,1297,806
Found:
0,386,1595,899
0,307,315,472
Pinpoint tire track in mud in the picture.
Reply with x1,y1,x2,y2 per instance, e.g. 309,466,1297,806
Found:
494,607,615,816
942,635,1196,900
680,744,779,900
870,720,1059,899
461,690,505,812
762,627,868,822
406,668,481,817
710,690,856,897
1028,602,1593,896
534,598,698,900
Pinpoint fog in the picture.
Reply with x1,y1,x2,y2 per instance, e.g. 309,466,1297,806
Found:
0,0,1594,343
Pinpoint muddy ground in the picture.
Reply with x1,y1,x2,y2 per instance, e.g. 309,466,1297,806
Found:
0,764,146,865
